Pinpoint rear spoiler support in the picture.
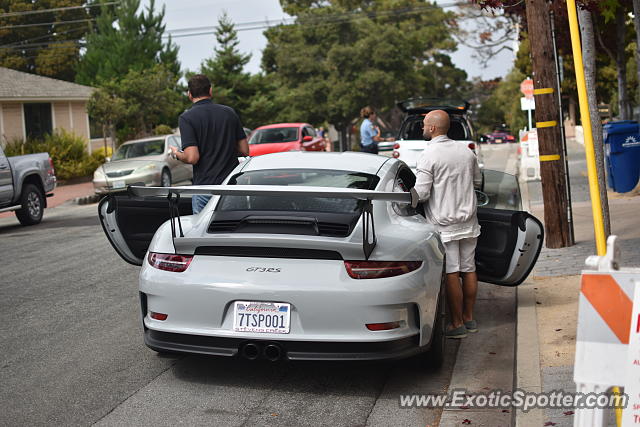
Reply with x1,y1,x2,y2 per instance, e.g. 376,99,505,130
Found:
167,192,184,239
129,185,419,260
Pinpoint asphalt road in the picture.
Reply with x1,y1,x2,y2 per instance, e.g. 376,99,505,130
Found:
0,144,518,427
0,203,457,427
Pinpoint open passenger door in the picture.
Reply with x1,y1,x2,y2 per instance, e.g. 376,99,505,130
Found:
474,170,543,286
98,191,193,266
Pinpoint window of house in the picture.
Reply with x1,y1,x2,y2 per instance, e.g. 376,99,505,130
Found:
24,103,52,140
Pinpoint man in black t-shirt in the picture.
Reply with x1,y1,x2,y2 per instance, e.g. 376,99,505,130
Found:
170,74,249,214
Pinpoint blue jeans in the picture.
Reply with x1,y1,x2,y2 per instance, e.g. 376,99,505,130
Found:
192,195,211,214
361,144,378,154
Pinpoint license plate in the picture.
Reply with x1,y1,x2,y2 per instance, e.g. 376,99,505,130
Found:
496,139,503,143
233,301,291,334
112,180,125,189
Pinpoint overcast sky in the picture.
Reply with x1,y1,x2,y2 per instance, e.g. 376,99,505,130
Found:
143,0,515,81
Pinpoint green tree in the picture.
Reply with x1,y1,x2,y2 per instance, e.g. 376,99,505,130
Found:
76,0,179,86
88,64,184,142
0,0,96,81
194,11,254,122
261,0,463,147
475,68,528,135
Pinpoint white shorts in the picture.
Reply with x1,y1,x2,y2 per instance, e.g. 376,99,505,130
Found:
443,237,478,274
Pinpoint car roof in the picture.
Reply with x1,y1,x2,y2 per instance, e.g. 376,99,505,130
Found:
256,123,308,130
241,151,391,175
120,135,173,145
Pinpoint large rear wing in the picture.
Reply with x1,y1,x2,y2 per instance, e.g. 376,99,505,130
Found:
128,185,419,260
128,184,418,205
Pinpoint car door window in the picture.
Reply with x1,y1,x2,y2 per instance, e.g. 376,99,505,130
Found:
480,170,522,210
168,137,180,150
392,167,419,216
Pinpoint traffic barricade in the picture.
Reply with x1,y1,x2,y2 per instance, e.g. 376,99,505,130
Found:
603,121,640,193
573,236,640,426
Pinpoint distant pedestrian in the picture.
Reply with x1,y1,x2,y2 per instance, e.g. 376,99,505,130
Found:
414,110,482,339
170,74,249,214
359,106,393,154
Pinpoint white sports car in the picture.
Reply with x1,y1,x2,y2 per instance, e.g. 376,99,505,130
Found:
99,152,542,365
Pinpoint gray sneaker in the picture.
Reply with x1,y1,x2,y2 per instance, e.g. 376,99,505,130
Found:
464,320,478,333
446,325,467,339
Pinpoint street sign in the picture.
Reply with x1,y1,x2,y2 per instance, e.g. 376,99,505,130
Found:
520,78,534,99
520,97,535,111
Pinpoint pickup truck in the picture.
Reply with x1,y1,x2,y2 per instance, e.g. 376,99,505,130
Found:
0,144,56,225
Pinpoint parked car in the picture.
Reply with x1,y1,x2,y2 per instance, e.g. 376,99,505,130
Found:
99,151,543,365
0,144,56,225
93,135,192,194
484,129,516,144
248,123,326,156
393,98,484,170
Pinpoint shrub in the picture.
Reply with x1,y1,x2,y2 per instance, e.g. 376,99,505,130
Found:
3,130,101,180
153,124,174,135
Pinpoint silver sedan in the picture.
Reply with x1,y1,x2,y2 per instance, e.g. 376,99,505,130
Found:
93,135,192,194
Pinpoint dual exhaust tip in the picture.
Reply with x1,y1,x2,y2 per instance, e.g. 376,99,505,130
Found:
240,342,284,361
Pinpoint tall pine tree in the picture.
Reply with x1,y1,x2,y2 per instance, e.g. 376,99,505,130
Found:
0,0,95,81
76,0,179,85
196,12,253,120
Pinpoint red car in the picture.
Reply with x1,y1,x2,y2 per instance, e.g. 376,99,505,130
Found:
248,123,326,156
484,130,516,144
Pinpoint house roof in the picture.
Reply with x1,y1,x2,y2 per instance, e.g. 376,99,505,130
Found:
0,67,93,101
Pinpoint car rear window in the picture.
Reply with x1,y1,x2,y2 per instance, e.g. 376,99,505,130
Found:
400,116,470,141
217,169,380,213
249,127,299,144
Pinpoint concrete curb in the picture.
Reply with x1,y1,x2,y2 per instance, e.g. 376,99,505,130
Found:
515,283,544,426
73,194,101,205
515,158,544,426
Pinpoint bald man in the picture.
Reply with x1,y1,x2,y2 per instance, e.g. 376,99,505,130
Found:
414,110,482,339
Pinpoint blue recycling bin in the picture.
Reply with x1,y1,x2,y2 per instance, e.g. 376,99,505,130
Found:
603,120,640,193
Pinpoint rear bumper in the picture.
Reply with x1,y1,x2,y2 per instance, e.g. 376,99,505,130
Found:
144,329,423,361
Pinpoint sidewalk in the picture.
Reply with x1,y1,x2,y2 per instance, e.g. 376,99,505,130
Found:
0,181,95,220
516,138,640,426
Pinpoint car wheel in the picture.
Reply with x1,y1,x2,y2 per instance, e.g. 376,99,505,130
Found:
161,169,171,187
15,183,44,226
421,267,447,369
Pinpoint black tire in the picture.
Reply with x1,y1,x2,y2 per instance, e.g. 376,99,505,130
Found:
417,268,447,369
160,169,172,187
15,183,44,226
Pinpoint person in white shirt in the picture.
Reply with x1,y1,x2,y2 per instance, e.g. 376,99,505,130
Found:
414,110,482,339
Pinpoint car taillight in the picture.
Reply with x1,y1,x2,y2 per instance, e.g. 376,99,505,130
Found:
344,261,422,279
507,135,515,140
392,151,400,158
394,143,400,149
468,143,476,150
148,252,193,272
48,158,55,175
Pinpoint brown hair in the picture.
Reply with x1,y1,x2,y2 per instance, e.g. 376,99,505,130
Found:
187,74,211,98
360,106,375,119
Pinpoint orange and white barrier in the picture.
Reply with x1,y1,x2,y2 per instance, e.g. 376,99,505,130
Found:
574,236,640,426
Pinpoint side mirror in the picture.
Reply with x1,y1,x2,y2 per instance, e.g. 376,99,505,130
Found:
475,190,489,207
302,135,313,142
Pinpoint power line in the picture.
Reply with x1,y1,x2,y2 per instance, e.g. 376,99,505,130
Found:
0,18,95,30
0,2,119,19
164,2,464,38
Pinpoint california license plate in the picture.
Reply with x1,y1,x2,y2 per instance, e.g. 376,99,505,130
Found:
233,301,291,334
112,180,125,189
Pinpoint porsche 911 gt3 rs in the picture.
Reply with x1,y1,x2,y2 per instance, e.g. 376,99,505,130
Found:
99,152,542,366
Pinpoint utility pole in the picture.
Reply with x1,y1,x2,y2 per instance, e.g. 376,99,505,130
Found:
525,0,572,248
